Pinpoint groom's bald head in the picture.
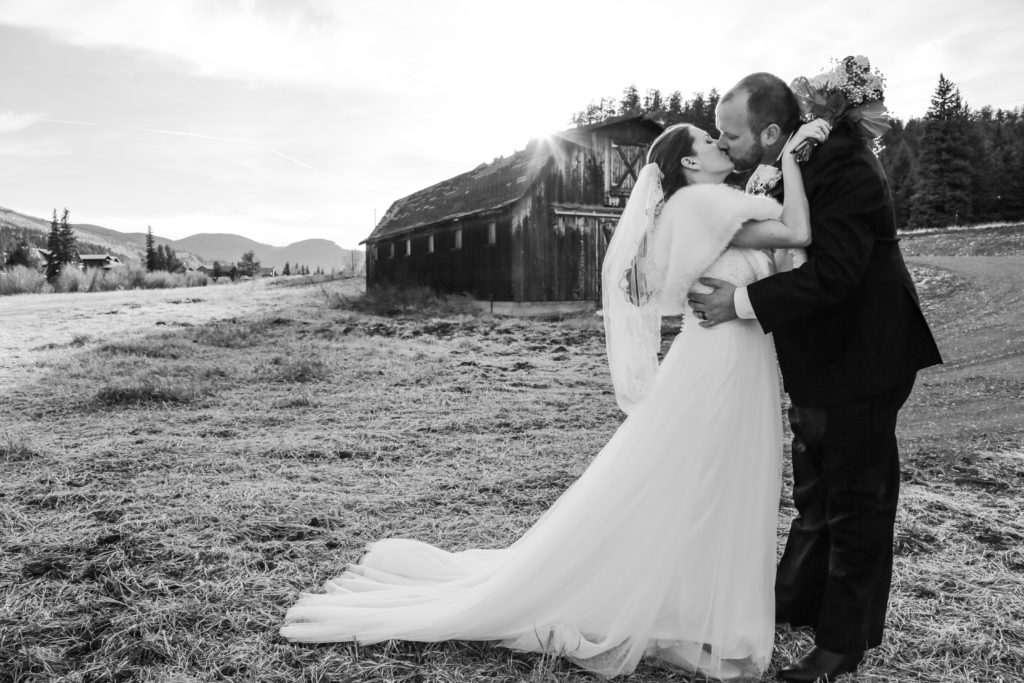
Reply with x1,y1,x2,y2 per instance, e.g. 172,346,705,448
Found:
715,72,801,170
722,72,801,137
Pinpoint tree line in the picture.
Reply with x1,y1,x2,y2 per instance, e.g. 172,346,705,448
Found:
883,75,1024,227
3,219,324,281
206,254,321,280
0,208,85,281
571,75,1024,228
3,218,329,283
145,225,185,273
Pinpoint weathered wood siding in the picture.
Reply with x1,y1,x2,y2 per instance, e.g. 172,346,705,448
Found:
505,120,655,301
366,118,660,302
367,213,514,300
509,191,618,301
552,119,658,207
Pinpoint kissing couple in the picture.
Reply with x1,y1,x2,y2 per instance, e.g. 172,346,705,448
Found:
280,71,942,681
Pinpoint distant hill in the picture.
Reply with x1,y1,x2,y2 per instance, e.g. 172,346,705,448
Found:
0,206,364,274
171,234,363,274
1,209,141,264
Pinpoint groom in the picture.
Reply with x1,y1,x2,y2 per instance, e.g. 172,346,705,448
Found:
689,72,942,681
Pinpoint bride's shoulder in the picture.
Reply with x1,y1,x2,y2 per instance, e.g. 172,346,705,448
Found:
660,183,779,225
664,183,747,206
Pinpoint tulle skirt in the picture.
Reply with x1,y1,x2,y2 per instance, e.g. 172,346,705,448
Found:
281,315,783,679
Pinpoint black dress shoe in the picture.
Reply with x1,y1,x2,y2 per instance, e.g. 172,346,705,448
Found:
778,646,864,682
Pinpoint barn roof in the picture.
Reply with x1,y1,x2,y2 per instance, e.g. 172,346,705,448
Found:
365,143,552,242
364,115,662,243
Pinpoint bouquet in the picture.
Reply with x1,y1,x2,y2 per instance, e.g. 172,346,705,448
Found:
789,55,891,162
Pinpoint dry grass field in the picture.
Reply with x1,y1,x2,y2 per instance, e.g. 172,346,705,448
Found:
2,226,1022,683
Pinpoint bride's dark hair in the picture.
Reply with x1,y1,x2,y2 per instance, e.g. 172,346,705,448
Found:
646,123,696,200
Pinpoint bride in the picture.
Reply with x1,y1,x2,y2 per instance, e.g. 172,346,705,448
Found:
280,118,830,679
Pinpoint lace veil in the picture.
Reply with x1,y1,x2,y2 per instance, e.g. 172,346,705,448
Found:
601,162,665,414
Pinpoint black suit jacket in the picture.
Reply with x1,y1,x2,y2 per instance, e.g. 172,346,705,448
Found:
746,131,942,407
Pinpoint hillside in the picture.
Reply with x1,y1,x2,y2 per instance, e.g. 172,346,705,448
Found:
171,234,363,274
1,209,138,264
0,206,364,274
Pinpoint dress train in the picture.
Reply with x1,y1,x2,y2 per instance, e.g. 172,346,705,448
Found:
282,248,783,680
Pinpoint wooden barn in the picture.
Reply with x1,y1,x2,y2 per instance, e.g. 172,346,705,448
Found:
361,115,663,303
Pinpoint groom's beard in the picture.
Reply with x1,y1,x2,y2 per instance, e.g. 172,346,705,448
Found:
729,140,765,173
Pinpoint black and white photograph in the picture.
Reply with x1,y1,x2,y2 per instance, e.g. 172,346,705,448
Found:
1,1,1022,681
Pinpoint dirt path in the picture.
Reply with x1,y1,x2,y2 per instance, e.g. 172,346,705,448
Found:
907,254,1024,372
902,254,1024,450
909,253,1024,305
0,279,361,393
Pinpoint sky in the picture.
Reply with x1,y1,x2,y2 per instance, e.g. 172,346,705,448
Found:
0,0,1022,250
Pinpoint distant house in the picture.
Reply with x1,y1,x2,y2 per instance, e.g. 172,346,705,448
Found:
259,267,277,278
80,254,124,270
362,115,663,302
33,248,52,268
198,263,239,280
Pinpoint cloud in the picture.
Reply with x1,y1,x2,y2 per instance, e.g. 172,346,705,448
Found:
0,139,67,158
0,0,349,88
0,110,44,134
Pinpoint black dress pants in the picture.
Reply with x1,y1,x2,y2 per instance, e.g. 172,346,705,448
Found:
774,375,916,653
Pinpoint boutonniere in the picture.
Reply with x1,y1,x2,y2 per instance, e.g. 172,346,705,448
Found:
745,164,782,196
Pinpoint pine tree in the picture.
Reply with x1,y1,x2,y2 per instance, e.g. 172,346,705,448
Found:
619,85,641,116
644,88,664,114
45,209,62,280
667,91,683,118
886,140,918,228
910,75,974,227
238,250,259,277
926,74,968,121
58,209,78,268
1000,136,1024,218
145,226,157,271
282,261,291,276
967,118,1000,219
162,244,182,273
152,244,166,271
690,92,708,125
600,97,618,120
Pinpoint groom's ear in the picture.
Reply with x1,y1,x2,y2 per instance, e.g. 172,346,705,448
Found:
760,123,782,147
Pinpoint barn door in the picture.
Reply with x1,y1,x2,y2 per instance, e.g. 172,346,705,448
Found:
609,142,649,196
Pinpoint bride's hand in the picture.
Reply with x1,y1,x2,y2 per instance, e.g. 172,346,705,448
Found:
783,118,831,157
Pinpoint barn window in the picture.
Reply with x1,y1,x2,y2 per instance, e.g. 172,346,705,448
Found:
388,242,395,259
610,142,650,196
427,234,435,253
487,221,496,245
453,227,463,250
405,239,411,256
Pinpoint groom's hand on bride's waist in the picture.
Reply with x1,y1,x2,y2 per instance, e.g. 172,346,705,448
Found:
689,278,738,328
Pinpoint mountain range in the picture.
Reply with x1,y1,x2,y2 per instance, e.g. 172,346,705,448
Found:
0,206,364,274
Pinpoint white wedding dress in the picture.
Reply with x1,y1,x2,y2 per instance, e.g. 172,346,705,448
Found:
281,229,784,678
